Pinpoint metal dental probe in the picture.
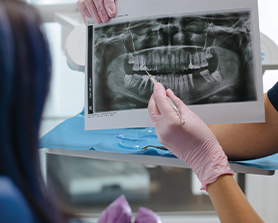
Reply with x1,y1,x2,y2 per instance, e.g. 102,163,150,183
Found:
143,66,186,125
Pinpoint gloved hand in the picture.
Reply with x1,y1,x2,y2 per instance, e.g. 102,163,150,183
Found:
77,0,116,24
148,83,234,190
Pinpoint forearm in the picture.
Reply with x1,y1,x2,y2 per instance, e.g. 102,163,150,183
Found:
207,175,263,223
149,84,264,222
209,93,278,160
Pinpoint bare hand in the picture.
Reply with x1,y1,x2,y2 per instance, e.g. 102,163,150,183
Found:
77,0,117,24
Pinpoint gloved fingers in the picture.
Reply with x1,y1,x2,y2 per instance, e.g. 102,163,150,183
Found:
148,93,160,118
104,0,117,17
153,83,177,116
166,88,186,111
93,0,110,23
83,0,101,24
81,14,85,23
148,94,168,144
77,0,92,19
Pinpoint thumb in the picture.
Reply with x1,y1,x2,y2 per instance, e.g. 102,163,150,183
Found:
154,83,175,116
166,88,188,112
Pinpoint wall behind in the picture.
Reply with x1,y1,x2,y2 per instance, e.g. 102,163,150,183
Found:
40,23,84,137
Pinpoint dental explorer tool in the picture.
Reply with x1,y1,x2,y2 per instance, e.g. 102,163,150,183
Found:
143,66,186,125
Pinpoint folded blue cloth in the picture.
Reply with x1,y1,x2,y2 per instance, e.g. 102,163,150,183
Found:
40,112,278,171
40,111,173,157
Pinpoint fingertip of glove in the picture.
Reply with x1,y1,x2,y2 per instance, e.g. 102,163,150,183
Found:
154,82,165,92
166,88,174,95
107,4,116,17
154,83,159,91
108,10,116,17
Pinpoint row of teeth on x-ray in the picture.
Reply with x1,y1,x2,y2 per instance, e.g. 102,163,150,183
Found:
128,48,213,72
124,48,223,92
124,70,222,93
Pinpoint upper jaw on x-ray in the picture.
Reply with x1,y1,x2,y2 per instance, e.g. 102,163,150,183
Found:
93,11,256,112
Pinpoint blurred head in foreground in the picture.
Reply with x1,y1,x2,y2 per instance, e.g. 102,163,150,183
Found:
0,0,72,222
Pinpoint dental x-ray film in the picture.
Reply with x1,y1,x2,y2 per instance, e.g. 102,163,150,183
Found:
85,0,265,130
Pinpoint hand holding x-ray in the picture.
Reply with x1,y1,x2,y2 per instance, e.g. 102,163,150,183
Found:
77,0,117,24
148,83,234,190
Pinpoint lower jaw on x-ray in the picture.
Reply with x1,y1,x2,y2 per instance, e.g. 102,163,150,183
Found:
93,10,257,112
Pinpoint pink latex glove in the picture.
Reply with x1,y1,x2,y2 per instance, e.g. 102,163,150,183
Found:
77,0,117,24
148,83,234,190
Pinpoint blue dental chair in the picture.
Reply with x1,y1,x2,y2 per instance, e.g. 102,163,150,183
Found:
0,176,34,223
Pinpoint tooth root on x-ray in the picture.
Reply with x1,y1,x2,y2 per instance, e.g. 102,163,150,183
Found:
93,11,256,112
212,70,223,83
128,53,135,64
124,74,133,88
139,56,146,71
132,56,140,71
200,69,213,83
175,50,180,73
146,52,152,71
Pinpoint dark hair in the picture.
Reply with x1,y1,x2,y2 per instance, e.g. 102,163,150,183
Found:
0,0,71,222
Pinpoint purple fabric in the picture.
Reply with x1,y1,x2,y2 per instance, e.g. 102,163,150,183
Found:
97,196,165,223
134,207,164,223
97,195,132,223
